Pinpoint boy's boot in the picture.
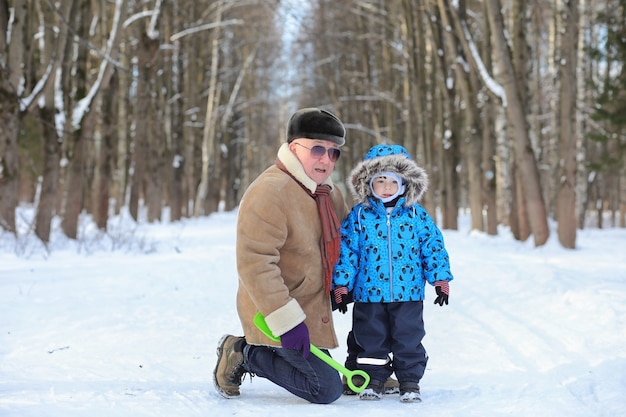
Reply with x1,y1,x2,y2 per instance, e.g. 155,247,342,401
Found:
358,379,385,400
343,375,399,395
399,382,421,403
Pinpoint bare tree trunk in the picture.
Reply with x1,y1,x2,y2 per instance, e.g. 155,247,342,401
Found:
442,142,460,230
90,0,119,229
35,103,61,242
61,0,124,237
510,0,534,242
555,0,579,248
576,0,592,229
61,129,87,239
619,180,626,228
438,78,460,230
114,42,130,214
194,3,222,216
432,1,460,229
128,117,144,222
481,0,498,235
0,0,29,233
485,0,549,246
60,0,90,239
510,163,531,240
146,53,165,223
169,41,185,221
34,0,74,242
400,4,423,150
129,32,157,222
220,43,255,212
92,70,117,229
443,0,483,231
482,103,498,236
0,82,19,233
407,1,435,219
146,2,169,222
181,1,200,218
155,0,180,221
131,12,165,224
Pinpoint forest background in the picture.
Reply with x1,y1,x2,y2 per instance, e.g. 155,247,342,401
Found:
0,0,624,250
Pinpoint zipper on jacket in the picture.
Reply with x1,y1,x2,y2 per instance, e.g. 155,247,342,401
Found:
386,212,393,299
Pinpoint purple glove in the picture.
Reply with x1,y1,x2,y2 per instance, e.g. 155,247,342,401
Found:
281,322,310,358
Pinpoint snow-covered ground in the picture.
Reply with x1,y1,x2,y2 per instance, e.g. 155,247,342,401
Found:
1,208,625,417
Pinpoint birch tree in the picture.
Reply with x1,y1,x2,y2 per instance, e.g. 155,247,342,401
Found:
194,2,222,217
482,0,550,246
438,0,484,231
554,0,579,248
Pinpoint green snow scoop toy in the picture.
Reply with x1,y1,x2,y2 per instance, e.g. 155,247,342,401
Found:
253,312,370,393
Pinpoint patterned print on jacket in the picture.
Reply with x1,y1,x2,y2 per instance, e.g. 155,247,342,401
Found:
333,144,453,303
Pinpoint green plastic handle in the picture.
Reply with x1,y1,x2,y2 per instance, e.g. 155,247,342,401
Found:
253,312,370,393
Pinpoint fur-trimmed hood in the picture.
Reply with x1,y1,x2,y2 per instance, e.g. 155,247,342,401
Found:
348,144,428,206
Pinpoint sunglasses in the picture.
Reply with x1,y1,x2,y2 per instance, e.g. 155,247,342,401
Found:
294,143,341,162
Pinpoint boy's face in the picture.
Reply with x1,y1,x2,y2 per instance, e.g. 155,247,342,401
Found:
372,176,399,199
290,139,341,185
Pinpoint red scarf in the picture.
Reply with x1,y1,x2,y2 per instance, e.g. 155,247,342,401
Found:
276,160,341,293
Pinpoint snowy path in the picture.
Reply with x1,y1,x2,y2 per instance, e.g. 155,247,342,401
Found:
1,211,625,416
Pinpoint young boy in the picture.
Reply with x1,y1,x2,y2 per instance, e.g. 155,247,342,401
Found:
333,144,453,403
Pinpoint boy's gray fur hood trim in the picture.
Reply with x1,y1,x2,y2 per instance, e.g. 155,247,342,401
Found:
348,150,428,206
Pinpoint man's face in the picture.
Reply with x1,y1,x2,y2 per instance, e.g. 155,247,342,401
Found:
290,139,341,184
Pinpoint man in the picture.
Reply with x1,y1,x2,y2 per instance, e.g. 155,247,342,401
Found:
213,108,348,404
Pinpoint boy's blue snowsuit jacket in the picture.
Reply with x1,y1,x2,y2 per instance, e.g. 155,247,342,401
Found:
332,144,453,303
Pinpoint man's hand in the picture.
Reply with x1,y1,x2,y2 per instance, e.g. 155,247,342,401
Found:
281,322,310,358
